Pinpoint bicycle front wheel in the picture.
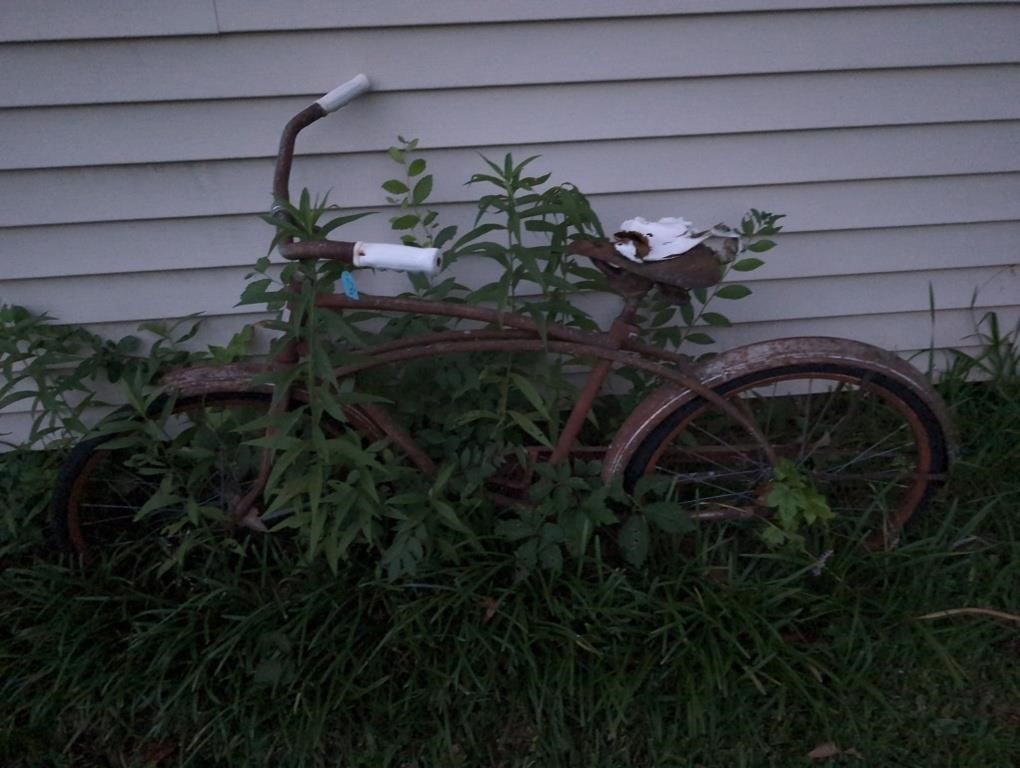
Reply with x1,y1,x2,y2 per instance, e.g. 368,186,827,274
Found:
624,363,950,547
50,392,341,558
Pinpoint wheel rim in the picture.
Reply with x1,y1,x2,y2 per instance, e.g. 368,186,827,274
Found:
636,366,941,547
65,396,278,557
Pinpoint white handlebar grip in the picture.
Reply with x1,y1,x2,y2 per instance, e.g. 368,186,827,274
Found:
316,74,371,113
353,242,441,274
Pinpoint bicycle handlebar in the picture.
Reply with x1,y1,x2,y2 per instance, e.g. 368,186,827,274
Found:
271,75,441,276
272,73,371,206
279,240,441,275
316,74,371,113
355,242,441,273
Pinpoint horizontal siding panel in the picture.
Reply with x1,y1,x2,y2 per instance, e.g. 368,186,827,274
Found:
1,267,409,325
6,66,1020,171
2,0,994,42
570,292,1019,354
1,412,60,447
724,265,1020,324
0,1,217,43
3,7,1019,107
703,306,1020,355
1,216,274,280
215,1,997,33
4,259,1015,327
3,175,1020,284
4,123,1018,227
633,175,1020,234
751,223,1020,280
5,216,1018,283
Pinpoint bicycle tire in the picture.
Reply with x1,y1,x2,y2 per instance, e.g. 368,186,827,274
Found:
50,391,344,558
624,362,950,546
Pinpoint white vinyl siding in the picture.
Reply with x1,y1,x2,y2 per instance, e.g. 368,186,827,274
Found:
2,2,1019,438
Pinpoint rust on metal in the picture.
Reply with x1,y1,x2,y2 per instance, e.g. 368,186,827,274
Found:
160,363,270,395
602,335,953,481
355,402,436,475
368,328,536,356
280,240,356,262
272,103,326,208
315,291,699,370
548,302,639,465
326,336,776,466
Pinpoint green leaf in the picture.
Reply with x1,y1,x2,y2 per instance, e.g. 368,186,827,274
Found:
430,461,456,496
433,500,473,534
408,158,426,177
136,477,183,521
496,518,536,541
701,312,731,327
539,543,563,571
618,515,649,567
390,214,419,230
766,484,796,511
508,411,552,449
731,257,764,271
651,307,675,327
515,539,539,571
382,180,409,195
451,223,503,252
684,333,715,345
253,658,284,686
318,211,375,236
715,284,752,300
642,501,694,534
239,278,273,306
434,225,457,248
805,490,835,522
747,240,776,253
0,390,37,410
412,176,433,205
761,525,787,548
509,372,549,420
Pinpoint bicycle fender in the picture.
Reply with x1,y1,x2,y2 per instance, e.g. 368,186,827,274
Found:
603,336,955,482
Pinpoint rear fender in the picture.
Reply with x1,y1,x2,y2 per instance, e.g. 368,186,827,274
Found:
603,337,954,482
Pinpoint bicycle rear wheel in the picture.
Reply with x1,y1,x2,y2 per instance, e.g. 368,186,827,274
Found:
624,363,950,547
50,392,339,558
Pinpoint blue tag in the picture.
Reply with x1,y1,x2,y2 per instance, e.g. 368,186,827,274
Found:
341,271,359,300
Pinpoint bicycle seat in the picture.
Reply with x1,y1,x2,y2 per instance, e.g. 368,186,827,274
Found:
566,238,724,298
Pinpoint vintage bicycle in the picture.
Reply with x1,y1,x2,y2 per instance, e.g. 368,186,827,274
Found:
50,75,953,559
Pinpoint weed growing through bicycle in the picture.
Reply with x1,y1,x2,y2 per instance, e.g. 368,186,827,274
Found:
234,140,813,575
6,141,864,578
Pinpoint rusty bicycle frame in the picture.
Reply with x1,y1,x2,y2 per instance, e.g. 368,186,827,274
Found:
160,75,953,535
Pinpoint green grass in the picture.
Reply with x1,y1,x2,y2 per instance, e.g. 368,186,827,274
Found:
2,339,1018,767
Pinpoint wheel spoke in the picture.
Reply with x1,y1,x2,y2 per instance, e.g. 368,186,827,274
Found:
627,364,946,548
